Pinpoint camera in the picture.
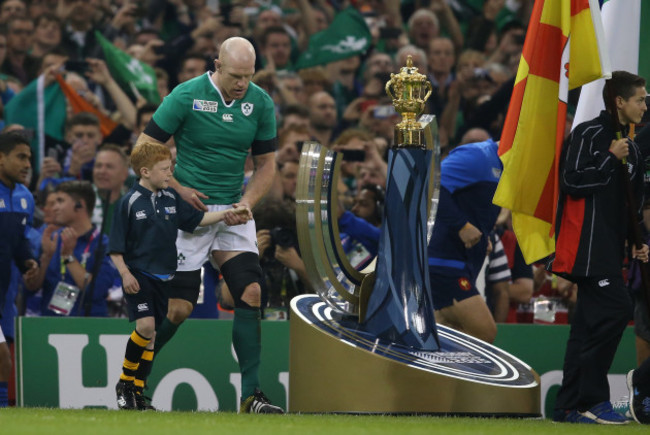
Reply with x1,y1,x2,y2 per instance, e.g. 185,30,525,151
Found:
64,60,90,74
373,105,397,119
341,149,366,162
379,27,402,39
269,227,297,249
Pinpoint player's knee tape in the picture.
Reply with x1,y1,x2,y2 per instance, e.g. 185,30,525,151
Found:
220,252,262,310
171,270,201,304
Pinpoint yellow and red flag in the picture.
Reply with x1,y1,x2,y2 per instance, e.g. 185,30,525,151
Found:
493,0,610,264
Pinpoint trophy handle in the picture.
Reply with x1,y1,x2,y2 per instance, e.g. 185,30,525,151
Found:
423,81,432,103
385,78,395,101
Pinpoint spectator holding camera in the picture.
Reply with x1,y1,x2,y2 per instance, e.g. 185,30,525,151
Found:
253,199,312,320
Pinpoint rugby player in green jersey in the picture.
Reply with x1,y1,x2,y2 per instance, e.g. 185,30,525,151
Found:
135,37,282,413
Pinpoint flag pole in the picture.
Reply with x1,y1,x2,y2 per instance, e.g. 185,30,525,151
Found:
605,80,650,314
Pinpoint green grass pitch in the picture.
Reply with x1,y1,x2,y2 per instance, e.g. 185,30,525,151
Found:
1,408,648,434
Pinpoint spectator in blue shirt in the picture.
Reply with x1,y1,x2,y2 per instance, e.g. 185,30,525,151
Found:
24,180,117,317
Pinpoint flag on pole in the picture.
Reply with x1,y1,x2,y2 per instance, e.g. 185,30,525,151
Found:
573,0,650,126
492,0,611,264
55,75,118,137
295,7,371,70
95,31,160,104
4,76,67,168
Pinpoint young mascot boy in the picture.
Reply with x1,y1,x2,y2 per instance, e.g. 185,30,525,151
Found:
109,142,251,410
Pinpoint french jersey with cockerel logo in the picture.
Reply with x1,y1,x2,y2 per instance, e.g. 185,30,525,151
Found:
427,139,503,280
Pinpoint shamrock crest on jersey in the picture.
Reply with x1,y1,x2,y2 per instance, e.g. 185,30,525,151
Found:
241,102,254,116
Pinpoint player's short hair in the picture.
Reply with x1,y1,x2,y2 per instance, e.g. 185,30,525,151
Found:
0,131,29,155
130,142,172,176
56,180,96,216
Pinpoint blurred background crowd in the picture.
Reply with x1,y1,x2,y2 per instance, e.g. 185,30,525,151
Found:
1,0,582,331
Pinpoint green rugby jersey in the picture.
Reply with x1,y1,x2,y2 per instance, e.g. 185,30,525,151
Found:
153,72,276,204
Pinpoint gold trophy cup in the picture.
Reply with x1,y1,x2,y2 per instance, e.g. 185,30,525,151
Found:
385,55,433,147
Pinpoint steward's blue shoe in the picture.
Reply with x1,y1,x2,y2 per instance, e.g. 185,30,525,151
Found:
580,401,629,425
564,410,597,424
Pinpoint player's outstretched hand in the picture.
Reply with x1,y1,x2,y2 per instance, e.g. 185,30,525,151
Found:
223,206,252,226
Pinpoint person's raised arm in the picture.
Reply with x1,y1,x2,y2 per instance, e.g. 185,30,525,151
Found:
430,0,464,52
86,58,137,130
295,0,318,51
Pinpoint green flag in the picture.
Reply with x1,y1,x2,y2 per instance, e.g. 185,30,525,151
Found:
95,32,160,104
4,76,67,168
295,7,371,70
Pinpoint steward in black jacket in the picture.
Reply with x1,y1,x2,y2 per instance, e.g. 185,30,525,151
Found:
553,110,644,277
551,70,649,424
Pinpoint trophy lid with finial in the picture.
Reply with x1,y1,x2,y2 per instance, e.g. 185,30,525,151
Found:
393,55,428,84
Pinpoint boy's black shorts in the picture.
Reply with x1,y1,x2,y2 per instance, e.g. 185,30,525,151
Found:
124,269,169,327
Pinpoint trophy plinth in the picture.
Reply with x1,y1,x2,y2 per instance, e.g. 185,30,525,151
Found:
386,55,432,148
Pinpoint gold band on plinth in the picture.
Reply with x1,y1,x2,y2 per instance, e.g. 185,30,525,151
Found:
395,128,425,149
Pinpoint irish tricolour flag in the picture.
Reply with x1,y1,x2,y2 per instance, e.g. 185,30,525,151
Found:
573,0,650,126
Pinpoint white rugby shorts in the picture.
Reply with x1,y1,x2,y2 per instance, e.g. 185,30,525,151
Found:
176,204,258,271
0,324,5,344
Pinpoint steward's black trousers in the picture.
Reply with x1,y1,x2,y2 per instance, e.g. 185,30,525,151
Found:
555,274,633,412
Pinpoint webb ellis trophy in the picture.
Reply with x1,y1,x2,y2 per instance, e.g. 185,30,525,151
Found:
289,57,540,415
